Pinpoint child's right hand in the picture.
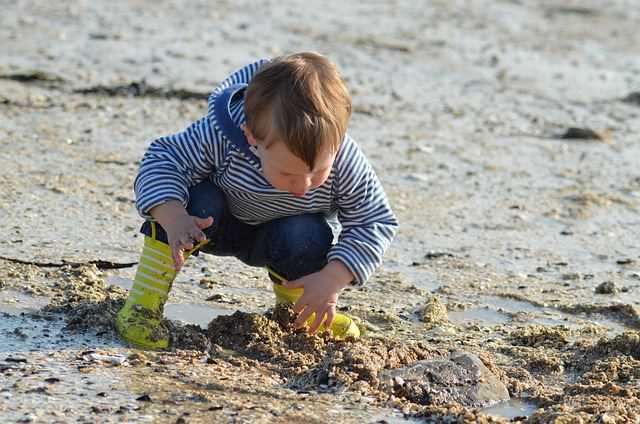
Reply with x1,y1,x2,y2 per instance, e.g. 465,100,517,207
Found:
149,201,214,270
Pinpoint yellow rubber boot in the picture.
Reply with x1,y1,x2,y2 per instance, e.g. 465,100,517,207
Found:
116,225,206,350
268,268,360,340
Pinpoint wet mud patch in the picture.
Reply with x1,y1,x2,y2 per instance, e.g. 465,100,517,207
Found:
505,332,640,421
42,265,128,337
559,303,640,329
206,305,513,410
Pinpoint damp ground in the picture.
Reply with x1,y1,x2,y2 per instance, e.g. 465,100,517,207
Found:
2,0,640,422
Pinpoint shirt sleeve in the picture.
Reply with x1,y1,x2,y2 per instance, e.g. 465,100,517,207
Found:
135,59,268,219
133,116,225,219
327,136,399,285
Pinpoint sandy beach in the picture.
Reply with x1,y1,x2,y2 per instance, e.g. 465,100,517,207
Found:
1,1,640,422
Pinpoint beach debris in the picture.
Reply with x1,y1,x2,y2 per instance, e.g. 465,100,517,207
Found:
0,69,65,83
595,281,618,295
546,7,599,17
82,352,127,366
74,81,209,100
0,255,136,270
424,251,455,260
4,356,28,363
558,127,613,144
622,92,640,106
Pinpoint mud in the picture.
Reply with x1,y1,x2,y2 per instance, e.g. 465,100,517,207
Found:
3,0,640,422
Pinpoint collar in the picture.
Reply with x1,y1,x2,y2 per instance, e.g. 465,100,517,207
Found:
211,83,260,165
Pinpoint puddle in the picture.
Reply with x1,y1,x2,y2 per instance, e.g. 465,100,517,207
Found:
0,312,119,353
107,276,244,328
369,412,423,423
482,398,538,419
106,275,133,290
480,296,540,314
448,307,511,326
0,290,50,315
164,303,234,328
451,295,629,337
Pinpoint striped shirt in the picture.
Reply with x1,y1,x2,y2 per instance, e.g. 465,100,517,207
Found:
134,59,398,284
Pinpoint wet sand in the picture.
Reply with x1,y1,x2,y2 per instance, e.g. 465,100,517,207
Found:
2,1,640,422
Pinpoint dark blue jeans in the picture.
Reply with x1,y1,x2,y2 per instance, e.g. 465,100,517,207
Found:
141,180,333,280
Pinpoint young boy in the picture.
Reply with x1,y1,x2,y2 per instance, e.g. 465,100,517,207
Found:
116,52,398,349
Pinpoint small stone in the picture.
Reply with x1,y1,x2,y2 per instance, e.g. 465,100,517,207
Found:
418,296,448,325
136,394,152,402
5,357,27,363
17,414,36,423
595,281,618,295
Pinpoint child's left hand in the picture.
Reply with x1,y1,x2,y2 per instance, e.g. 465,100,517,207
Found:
282,260,354,334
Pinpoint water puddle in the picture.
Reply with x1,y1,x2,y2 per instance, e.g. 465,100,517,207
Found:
369,411,423,423
448,307,511,326
107,276,246,328
164,303,234,328
0,290,50,315
449,295,627,336
0,312,119,353
482,398,538,419
480,296,540,314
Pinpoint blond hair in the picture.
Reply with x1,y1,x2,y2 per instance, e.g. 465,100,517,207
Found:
244,52,352,169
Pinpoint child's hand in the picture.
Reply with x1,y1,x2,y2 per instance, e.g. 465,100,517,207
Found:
282,261,354,334
149,200,213,270
165,214,213,270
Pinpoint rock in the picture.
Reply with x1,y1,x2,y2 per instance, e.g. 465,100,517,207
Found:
379,352,509,407
595,281,618,295
622,92,640,106
559,127,613,144
5,357,28,363
419,296,448,326
83,353,127,366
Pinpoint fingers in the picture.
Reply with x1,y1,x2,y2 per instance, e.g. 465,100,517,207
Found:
324,307,335,330
307,309,327,334
196,216,214,229
171,234,197,271
171,245,184,271
293,303,313,328
283,278,304,289
292,297,307,315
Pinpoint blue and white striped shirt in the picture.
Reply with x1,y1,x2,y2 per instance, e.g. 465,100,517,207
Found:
134,59,398,284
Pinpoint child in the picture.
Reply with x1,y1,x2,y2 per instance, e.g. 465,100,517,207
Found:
116,52,398,349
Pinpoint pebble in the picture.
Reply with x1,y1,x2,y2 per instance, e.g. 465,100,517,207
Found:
595,281,618,295
84,353,127,365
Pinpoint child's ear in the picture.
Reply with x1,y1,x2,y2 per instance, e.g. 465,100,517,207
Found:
241,124,258,146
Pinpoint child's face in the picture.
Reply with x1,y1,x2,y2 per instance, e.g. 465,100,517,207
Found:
242,125,335,197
